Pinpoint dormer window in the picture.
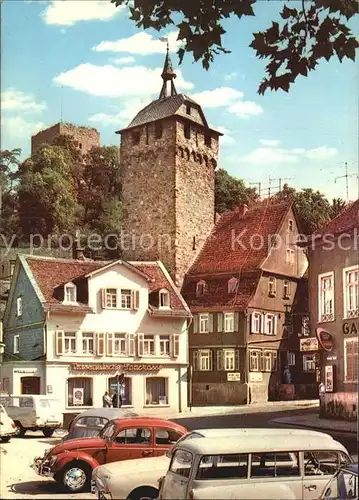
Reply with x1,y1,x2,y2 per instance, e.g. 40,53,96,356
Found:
228,277,238,294
64,282,77,303
196,280,207,297
288,219,293,232
268,277,276,297
159,289,170,308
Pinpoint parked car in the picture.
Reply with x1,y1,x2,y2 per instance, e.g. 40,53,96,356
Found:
33,416,187,493
62,407,138,442
0,403,16,443
0,395,62,437
322,463,358,500
158,433,352,499
92,427,336,500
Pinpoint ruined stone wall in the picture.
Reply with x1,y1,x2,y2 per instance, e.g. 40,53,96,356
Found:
31,123,100,155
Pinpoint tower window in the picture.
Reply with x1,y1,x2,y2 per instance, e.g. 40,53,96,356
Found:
132,131,141,145
145,125,149,145
186,103,191,115
184,124,191,139
205,134,212,148
192,236,196,250
155,122,163,139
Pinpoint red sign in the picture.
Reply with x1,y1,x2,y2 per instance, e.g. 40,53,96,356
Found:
71,363,163,372
316,328,334,352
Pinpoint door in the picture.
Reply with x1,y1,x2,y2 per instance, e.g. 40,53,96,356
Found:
160,449,193,500
302,451,343,499
21,377,40,394
106,426,154,464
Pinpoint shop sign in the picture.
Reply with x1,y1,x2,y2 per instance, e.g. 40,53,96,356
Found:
316,328,334,352
300,337,319,352
249,372,262,382
13,368,37,374
227,373,241,382
342,321,358,335
324,365,334,393
71,363,163,372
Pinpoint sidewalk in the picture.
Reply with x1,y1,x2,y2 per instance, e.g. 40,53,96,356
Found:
143,399,319,420
271,413,357,436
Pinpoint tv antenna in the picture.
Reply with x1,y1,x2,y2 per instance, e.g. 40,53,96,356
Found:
334,162,358,201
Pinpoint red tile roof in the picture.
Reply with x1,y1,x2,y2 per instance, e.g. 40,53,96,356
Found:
314,199,359,236
182,272,261,312
188,200,291,276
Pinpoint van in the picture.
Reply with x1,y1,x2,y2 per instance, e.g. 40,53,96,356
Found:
158,432,352,500
0,394,62,437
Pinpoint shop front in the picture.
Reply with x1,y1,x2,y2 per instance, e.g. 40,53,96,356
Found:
0,361,45,395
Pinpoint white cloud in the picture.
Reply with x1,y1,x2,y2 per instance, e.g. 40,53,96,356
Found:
2,88,47,113
53,63,193,98
241,145,338,166
305,146,338,160
111,56,135,65
209,124,235,146
93,31,182,54
1,116,45,139
41,0,122,26
190,87,243,108
228,100,264,118
260,139,281,147
291,148,305,154
224,72,238,81
89,98,150,127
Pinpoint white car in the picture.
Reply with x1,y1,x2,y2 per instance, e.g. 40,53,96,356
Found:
92,428,335,500
0,404,16,442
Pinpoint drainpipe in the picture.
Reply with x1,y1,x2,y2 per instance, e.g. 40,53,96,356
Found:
178,366,182,413
43,311,49,394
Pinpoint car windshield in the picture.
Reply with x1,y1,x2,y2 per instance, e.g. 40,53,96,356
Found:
99,422,117,440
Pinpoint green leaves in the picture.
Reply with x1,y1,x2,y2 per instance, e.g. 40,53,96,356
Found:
215,169,259,214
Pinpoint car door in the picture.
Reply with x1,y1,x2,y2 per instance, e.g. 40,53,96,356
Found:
302,451,344,499
154,427,185,457
106,425,154,464
160,448,193,500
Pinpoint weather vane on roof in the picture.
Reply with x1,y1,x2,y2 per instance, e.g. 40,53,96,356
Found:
160,36,169,52
159,35,177,99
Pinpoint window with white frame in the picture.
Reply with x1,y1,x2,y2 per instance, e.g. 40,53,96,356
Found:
262,351,272,371
343,266,359,319
143,335,155,355
286,248,295,264
193,350,213,371
16,297,22,317
319,272,334,322
268,277,276,296
64,283,76,303
283,280,291,298
250,350,260,371
159,289,170,308
64,332,77,354
251,312,262,334
288,352,296,366
105,288,117,308
196,280,207,297
67,377,93,407
113,333,126,355
224,349,235,371
159,335,171,356
108,376,132,405
303,354,315,372
81,333,94,354
199,313,209,333
228,277,238,294
264,313,276,335
121,289,132,309
224,312,234,332
13,335,19,354
344,337,358,383
145,377,168,405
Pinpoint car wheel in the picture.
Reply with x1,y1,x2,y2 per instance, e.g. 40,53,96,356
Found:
0,436,11,443
129,487,159,500
42,428,55,438
14,421,26,437
60,462,91,493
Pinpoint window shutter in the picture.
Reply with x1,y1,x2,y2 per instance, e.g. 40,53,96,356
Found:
217,313,223,333
96,333,105,356
208,313,214,333
127,333,136,356
234,312,239,332
193,351,199,371
137,333,144,357
259,351,264,371
250,314,255,334
132,290,140,310
217,350,224,371
235,349,240,370
193,315,199,333
209,350,213,371
101,288,106,309
274,315,278,336
55,331,64,355
261,314,266,334
171,334,180,358
106,333,114,356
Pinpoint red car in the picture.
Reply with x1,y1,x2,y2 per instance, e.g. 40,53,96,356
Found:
33,417,187,492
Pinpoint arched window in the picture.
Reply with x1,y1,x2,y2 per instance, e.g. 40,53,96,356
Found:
63,282,77,303
196,280,207,297
228,277,238,294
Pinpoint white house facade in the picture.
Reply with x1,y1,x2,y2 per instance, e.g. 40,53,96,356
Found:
1,256,191,416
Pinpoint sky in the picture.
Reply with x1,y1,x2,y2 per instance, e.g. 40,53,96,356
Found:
1,0,358,201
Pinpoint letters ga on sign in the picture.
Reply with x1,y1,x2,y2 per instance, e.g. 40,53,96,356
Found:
300,337,319,351
227,372,241,382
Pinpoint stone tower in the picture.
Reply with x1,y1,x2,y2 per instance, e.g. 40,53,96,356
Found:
116,46,222,287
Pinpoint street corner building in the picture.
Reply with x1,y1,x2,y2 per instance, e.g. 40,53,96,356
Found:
181,200,314,406
0,255,191,418
306,199,359,421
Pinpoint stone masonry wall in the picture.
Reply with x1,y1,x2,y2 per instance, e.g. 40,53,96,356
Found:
31,123,100,155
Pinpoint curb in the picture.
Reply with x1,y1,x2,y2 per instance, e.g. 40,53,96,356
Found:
271,418,358,436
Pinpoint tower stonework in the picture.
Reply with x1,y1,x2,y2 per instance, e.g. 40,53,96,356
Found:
117,49,221,287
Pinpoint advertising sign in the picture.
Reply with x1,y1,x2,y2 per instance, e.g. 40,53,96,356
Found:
325,365,334,392
316,328,334,352
227,373,241,381
73,388,84,405
300,337,319,351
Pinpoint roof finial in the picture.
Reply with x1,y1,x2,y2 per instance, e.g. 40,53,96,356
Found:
159,36,177,100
